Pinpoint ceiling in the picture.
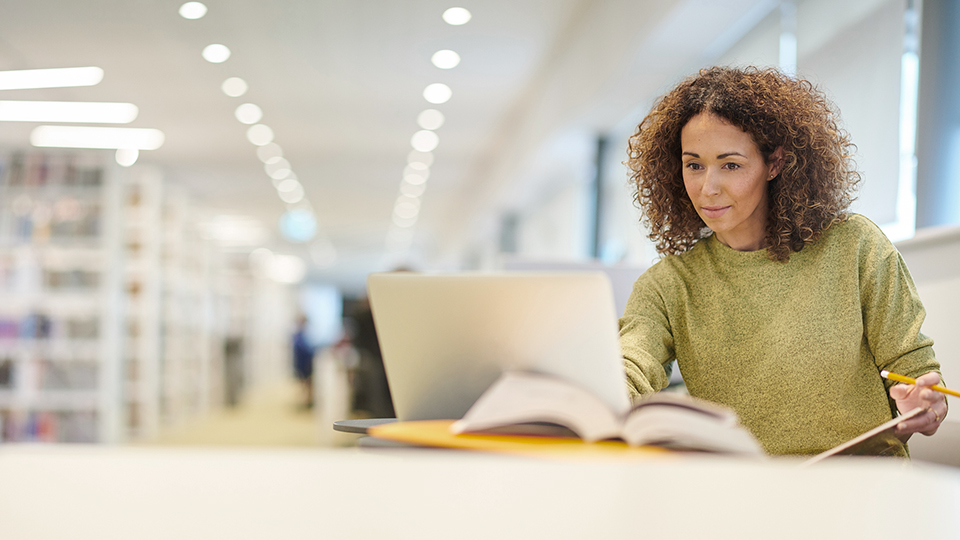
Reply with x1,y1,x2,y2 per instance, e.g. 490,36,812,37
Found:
0,0,776,294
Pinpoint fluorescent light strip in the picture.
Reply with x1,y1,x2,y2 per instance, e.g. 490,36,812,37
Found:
31,126,165,150
0,67,103,90
0,100,138,123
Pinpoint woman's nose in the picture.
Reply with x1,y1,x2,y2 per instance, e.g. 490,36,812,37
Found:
701,168,722,196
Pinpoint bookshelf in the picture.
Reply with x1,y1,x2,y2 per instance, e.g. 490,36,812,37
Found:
0,149,124,443
0,150,250,443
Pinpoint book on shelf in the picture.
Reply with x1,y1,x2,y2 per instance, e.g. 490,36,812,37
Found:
450,370,765,456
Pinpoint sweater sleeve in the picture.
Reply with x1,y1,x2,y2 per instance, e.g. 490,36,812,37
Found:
858,220,941,393
618,270,675,400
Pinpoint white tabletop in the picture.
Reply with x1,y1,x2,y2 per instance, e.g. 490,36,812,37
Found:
2,445,958,540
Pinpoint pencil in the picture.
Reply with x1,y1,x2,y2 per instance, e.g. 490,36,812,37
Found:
880,370,960,399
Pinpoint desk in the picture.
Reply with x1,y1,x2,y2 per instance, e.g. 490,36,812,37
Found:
2,445,959,539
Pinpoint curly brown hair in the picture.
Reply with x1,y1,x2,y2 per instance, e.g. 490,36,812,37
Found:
626,66,860,262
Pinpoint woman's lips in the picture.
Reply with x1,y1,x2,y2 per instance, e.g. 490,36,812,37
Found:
701,206,730,219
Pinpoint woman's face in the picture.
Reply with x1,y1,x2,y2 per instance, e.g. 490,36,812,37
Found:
680,112,782,251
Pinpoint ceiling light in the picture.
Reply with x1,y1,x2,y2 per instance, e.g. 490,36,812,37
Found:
400,181,426,198
404,173,427,186
222,77,248,97
278,185,304,204
392,213,418,228
406,161,428,171
0,67,103,91
442,7,472,25
277,178,302,193
234,103,262,124
403,165,430,179
273,172,295,188
279,209,317,243
0,100,138,123
431,50,461,69
411,130,439,152
115,148,139,167
179,2,207,19
394,198,420,220
265,158,291,178
423,83,452,104
269,167,292,181
417,109,445,130
257,142,282,163
408,150,434,167
31,126,165,150
202,44,231,63
246,124,274,146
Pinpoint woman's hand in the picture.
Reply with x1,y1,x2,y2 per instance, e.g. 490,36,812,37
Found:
889,372,948,437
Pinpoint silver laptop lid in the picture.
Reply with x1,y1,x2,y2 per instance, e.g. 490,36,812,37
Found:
366,272,631,421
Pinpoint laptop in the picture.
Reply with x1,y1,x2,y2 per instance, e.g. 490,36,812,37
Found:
366,272,632,422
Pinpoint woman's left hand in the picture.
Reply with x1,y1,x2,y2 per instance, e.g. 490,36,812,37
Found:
889,371,948,437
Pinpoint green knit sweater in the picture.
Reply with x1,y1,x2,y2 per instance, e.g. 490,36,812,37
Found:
619,214,940,456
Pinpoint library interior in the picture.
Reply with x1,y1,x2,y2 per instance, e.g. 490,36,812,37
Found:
2,0,960,538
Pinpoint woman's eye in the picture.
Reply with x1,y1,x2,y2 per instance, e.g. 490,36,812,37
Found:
723,162,741,170
685,162,702,170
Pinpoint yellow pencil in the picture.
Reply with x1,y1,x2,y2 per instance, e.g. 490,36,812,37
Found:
880,370,960,399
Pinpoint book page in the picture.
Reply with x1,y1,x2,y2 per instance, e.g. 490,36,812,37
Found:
621,403,765,455
450,371,623,441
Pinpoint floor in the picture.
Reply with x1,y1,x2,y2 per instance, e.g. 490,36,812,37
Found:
145,379,362,448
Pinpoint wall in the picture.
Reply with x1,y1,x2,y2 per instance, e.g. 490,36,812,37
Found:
895,226,960,412
507,0,912,269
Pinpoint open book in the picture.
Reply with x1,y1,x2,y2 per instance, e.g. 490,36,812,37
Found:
450,371,765,456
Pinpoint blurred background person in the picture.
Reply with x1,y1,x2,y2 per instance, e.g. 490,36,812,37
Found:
292,314,316,409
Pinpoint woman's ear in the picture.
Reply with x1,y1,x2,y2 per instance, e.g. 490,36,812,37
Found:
767,147,785,181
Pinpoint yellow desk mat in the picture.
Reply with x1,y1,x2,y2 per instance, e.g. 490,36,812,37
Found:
368,420,671,461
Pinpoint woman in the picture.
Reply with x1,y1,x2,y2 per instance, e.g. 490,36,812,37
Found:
620,66,947,456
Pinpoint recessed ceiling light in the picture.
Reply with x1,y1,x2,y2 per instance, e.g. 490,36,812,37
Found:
31,126,165,150
235,103,263,124
403,165,430,179
273,172,296,188
277,178,302,193
257,142,283,163
279,209,316,243
246,124,274,146
268,166,292,181
0,101,138,123
115,148,139,167
400,181,426,198
202,44,231,63
431,50,460,69
278,185,305,204
423,83,452,104
442,7,471,25
417,109,445,130
179,2,207,19
403,173,427,186
394,200,420,220
222,77,248,97
406,161,428,171
408,150,434,167
0,67,103,91
265,158,291,178
411,130,439,152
